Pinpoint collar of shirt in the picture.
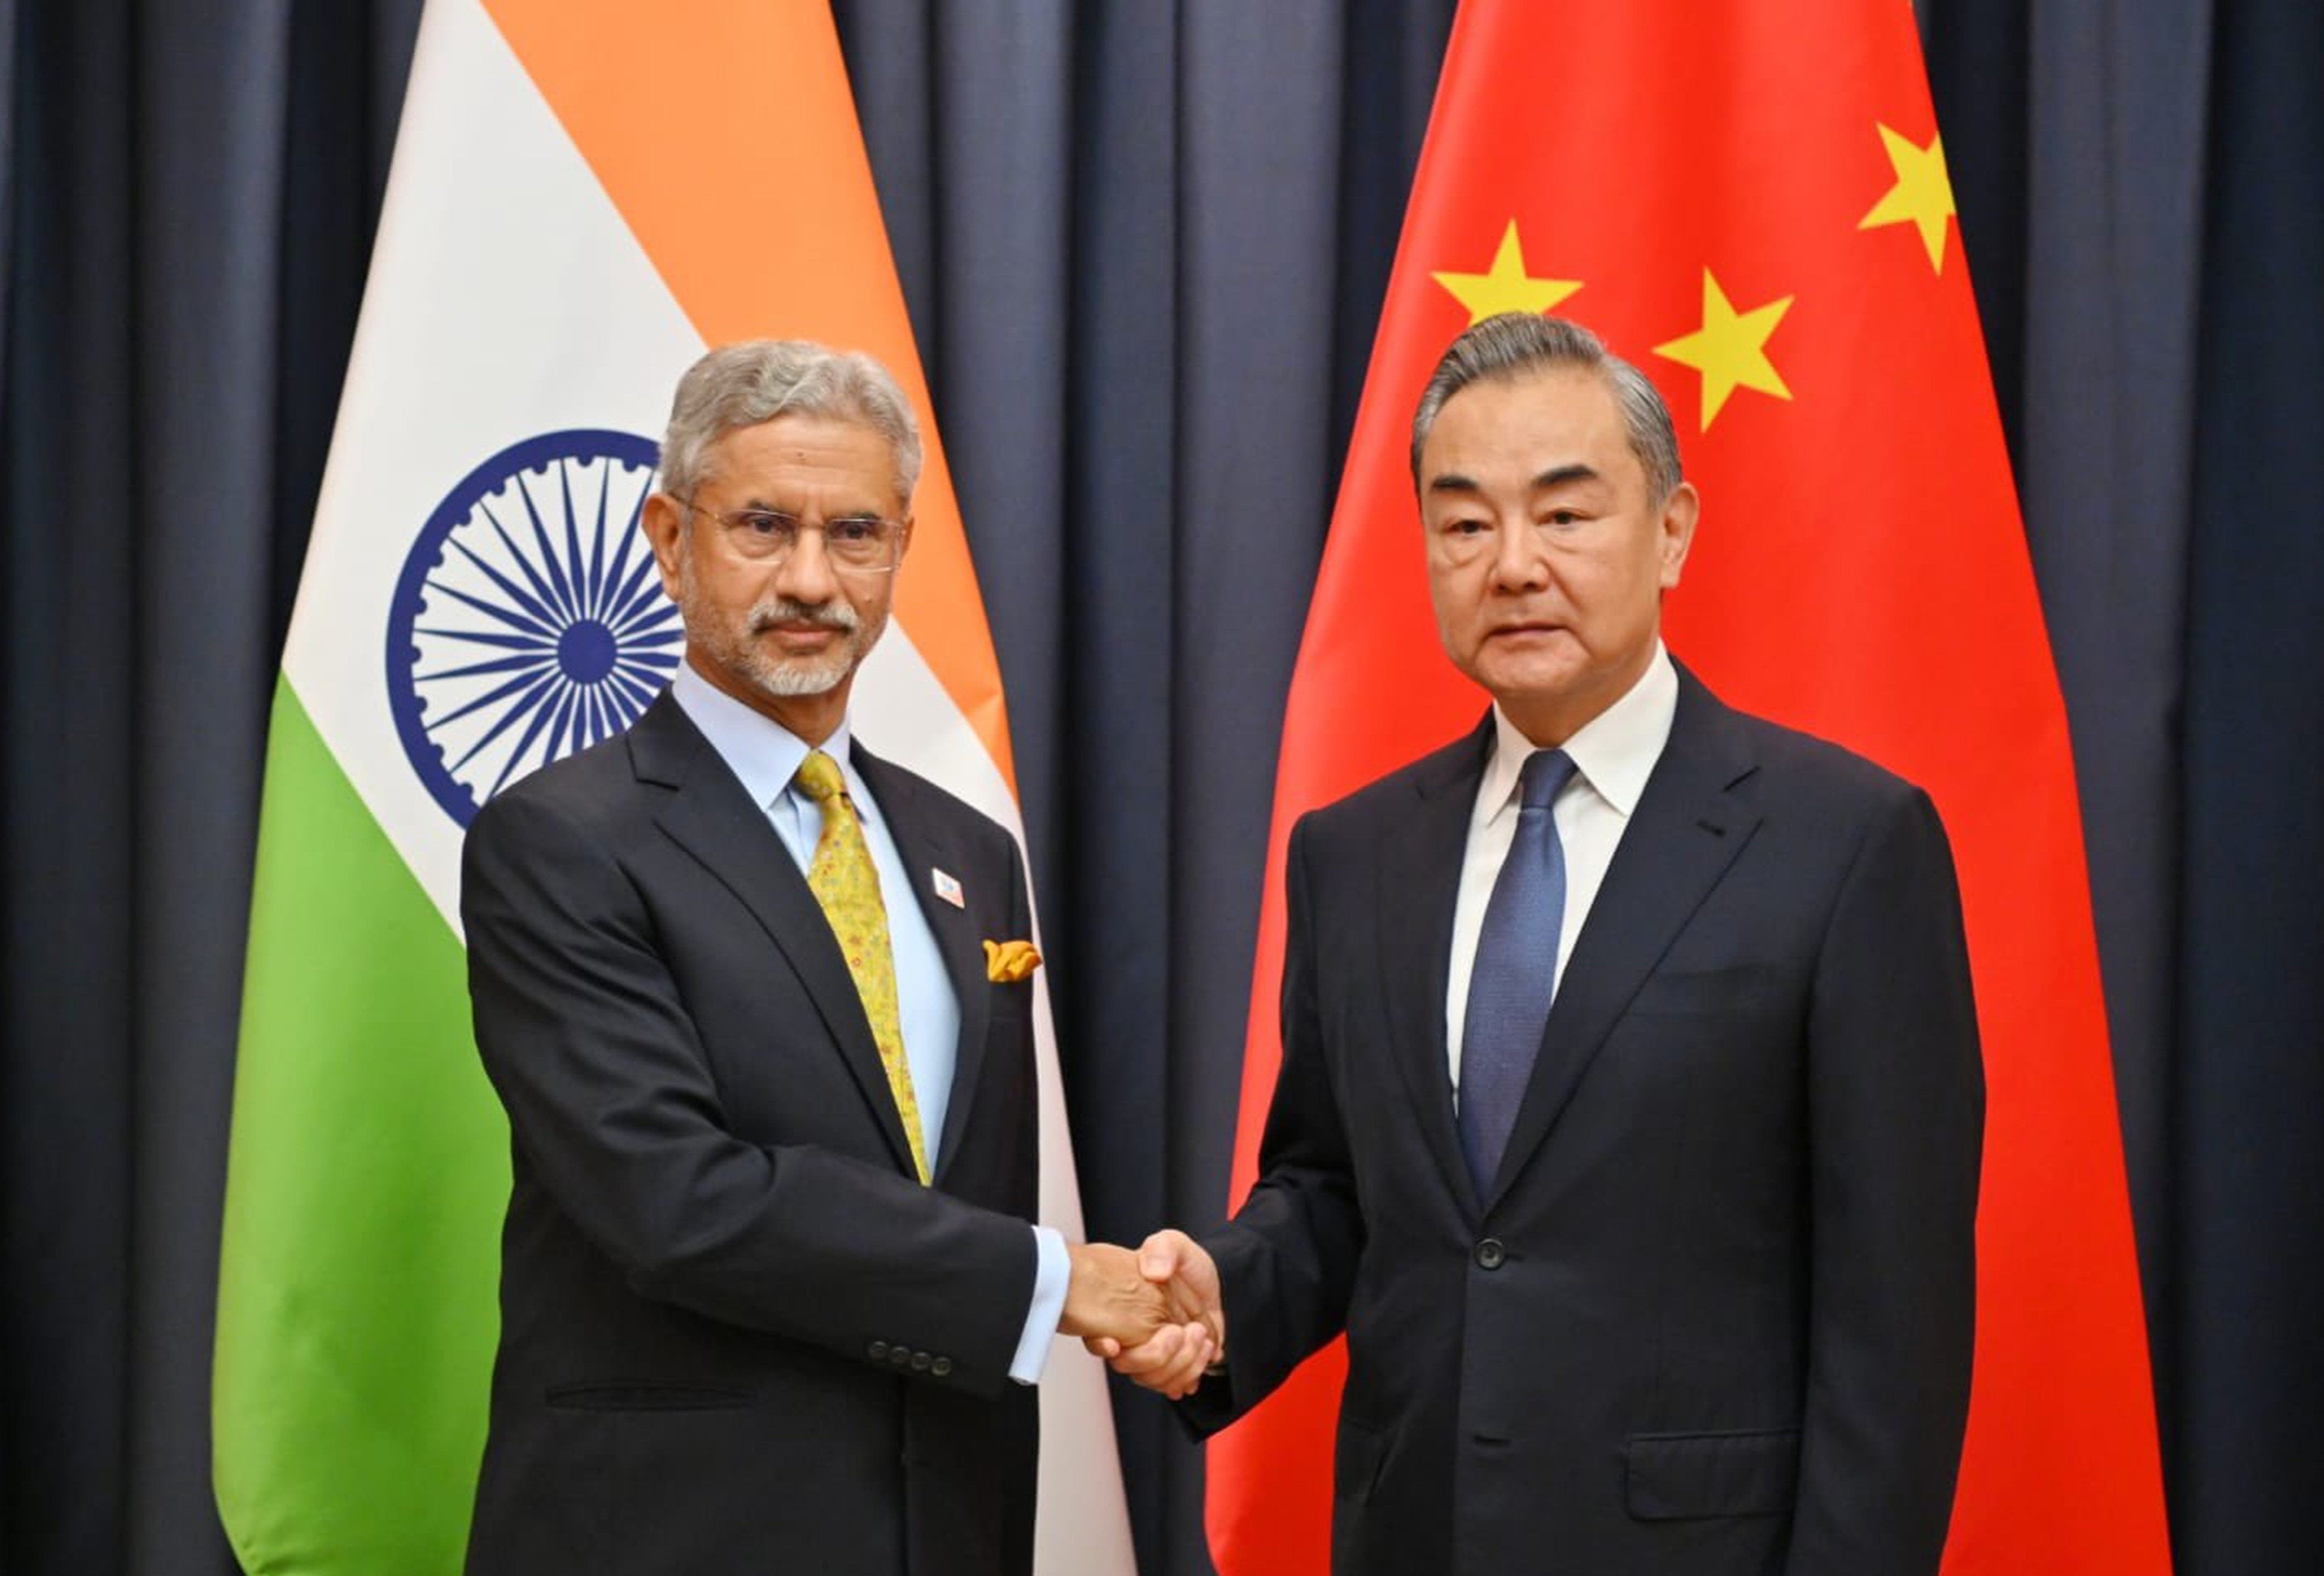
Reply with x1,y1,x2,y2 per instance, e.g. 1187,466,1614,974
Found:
669,660,879,836
1474,641,1679,827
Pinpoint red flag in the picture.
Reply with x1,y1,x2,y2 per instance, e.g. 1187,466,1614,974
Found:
1210,4,2171,1574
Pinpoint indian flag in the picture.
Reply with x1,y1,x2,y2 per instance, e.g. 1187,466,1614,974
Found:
209,3,1136,1572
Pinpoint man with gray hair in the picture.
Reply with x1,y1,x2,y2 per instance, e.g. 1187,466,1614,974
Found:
1108,312,1983,1575
460,339,1206,1575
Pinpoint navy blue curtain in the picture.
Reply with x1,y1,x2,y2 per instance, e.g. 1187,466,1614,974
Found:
2171,0,2324,1564
3,1,419,1569
3,3,2318,1575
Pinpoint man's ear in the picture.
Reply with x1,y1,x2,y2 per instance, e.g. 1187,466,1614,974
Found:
642,491,687,600
1657,481,1701,590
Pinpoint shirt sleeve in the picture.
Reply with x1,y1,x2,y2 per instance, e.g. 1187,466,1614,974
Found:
1009,1224,1072,1384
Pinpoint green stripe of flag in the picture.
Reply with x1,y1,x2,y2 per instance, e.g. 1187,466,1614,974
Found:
215,678,506,1575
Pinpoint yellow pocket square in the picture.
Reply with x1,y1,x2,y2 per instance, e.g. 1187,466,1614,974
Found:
983,939,1042,983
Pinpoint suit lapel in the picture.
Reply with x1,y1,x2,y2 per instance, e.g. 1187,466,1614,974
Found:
629,694,920,1179
849,744,995,1186
1483,671,1763,1212
1379,718,1497,1218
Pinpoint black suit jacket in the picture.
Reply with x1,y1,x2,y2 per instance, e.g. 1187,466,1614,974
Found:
1186,666,1983,1576
460,691,1043,1576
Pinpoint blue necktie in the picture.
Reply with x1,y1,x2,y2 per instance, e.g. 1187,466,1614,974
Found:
1458,748,1580,1195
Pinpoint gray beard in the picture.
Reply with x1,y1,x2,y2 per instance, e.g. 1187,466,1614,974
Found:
750,643,858,696
676,553,885,702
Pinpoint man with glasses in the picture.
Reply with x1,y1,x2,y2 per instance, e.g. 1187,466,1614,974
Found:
459,341,1201,1575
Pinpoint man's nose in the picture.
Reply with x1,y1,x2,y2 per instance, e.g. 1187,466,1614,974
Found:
1488,521,1548,590
776,527,840,601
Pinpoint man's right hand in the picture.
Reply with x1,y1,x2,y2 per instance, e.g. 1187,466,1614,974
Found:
1060,1241,1214,1375
1089,1229,1223,1400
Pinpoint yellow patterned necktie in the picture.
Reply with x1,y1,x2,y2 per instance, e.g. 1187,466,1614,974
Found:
794,749,931,1184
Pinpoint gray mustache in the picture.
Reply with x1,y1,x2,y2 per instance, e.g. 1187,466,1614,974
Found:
748,598,859,635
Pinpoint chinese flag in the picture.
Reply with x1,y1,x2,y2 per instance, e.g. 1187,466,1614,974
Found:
1210,4,2172,1575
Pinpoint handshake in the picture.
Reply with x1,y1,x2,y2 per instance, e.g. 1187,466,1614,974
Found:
1059,1231,1222,1400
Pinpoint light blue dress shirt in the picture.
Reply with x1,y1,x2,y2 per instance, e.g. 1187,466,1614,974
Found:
671,663,1068,1382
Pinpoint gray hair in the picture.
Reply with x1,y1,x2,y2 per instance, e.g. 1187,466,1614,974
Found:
1409,313,1683,503
658,339,924,504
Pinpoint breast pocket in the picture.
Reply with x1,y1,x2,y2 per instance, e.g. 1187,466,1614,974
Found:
1626,964,1782,1018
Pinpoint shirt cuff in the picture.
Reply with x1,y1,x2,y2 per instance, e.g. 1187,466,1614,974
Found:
1009,1225,1072,1384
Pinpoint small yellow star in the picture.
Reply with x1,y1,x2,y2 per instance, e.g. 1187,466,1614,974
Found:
1859,124,1956,272
1653,270,1794,431
1431,220,1581,325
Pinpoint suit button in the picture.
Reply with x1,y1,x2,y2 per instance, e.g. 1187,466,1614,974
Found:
911,1351,932,1372
890,1347,912,1367
931,1356,954,1377
1475,1238,1506,1270
868,1340,890,1360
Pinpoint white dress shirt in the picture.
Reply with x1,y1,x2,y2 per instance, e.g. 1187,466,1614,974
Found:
671,663,1068,1382
1446,644,1679,1104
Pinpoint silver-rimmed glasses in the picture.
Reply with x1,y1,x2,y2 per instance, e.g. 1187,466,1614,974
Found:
683,499,906,576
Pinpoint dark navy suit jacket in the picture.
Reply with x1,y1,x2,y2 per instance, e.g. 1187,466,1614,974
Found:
1187,666,1982,1576
461,691,1042,1576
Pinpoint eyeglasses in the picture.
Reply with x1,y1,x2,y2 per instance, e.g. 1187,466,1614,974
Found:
684,499,906,575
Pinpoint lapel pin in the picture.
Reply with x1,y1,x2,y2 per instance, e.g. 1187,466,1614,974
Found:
932,868,965,909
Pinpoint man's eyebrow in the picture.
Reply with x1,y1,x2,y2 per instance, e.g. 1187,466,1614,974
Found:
1426,463,1605,496
1532,463,1602,490
727,502,891,519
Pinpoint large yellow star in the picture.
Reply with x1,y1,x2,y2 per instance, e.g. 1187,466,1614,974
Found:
1431,220,1581,325
1653,270,1794,431
1859,124,1956,272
